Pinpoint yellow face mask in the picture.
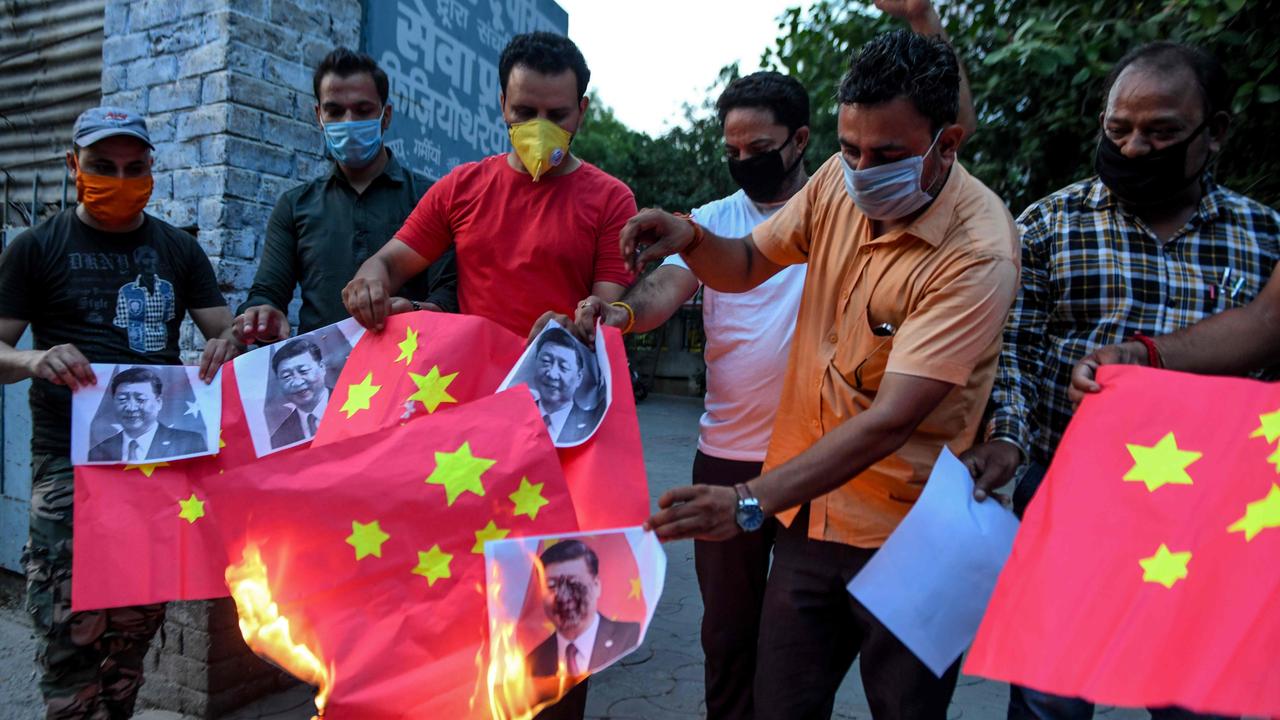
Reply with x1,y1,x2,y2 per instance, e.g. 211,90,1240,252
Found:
508,118,572,181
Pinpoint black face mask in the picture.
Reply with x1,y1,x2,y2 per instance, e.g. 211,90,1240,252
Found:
1094,122,1209,206
727,132,805,202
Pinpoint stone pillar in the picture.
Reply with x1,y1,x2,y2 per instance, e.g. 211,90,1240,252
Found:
98,0,361,715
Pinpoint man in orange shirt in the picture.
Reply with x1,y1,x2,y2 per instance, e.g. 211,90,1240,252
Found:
639,30,1018,720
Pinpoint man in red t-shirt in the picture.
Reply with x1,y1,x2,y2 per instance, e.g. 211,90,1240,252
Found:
342,32,635,338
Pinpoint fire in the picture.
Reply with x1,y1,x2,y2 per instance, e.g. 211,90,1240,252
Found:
483,552,576,720
226,545,334,717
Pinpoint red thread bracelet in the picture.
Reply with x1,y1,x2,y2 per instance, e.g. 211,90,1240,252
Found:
1130,333,1164,369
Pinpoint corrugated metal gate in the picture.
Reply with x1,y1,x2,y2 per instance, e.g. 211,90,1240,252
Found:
1,0,105,218
0,0,104,572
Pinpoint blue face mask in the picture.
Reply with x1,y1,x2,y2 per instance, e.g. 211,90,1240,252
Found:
842,130,943,220
323,114,384,168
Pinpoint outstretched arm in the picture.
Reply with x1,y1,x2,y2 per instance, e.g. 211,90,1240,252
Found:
875,0,978,144
1070,266,1280,402
619,209,783,294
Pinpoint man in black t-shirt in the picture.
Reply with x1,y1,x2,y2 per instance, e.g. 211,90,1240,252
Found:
0,107,240,719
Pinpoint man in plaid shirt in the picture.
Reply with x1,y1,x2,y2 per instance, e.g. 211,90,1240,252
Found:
962,40,1278,720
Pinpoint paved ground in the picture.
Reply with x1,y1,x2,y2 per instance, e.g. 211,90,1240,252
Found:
0,394,1142,720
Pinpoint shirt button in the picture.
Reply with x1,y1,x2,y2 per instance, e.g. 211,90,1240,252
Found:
828,333,838,343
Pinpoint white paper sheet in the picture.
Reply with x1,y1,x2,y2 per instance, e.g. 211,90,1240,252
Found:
847,447,1020,676
498,319,611,448
72,363,221,466
231,318,364,458
483,527,665,715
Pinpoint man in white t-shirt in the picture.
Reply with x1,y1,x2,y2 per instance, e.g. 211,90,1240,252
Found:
571,71,809,720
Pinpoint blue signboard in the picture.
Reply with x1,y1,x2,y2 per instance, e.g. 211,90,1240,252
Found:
365,0,569,181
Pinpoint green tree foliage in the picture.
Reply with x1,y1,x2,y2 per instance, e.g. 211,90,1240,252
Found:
762,0,1280,211
575,84,737,212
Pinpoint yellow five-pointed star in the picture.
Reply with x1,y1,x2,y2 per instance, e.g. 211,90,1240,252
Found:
396,326,419,365
628,577,643,601
218,432,226,450
1250,408,1280,444
1123,433,1202,492
407,366,458,413
346,520,390,559
1267,445,1280,474
412,545,453,586
124,462,170,478
178,494,205,524
426,441,495,505
1227,484,1280,541
340,372,381,418
1139,544,1192,588
471,520,511,554
509,477,550,519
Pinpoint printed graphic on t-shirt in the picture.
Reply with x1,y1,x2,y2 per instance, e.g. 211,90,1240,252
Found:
111,246,176,353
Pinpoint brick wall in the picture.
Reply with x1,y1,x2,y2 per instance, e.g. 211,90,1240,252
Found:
99,0,361,715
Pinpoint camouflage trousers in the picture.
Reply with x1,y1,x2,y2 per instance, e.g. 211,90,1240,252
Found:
22,454,166,720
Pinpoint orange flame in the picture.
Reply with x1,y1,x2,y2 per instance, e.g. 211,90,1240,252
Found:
226,545,334,717
483,551,576,720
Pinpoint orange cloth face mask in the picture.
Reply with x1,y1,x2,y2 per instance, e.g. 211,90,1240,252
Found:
73,160,153,229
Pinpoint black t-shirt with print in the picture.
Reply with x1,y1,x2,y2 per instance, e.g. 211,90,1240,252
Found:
0,208,225,455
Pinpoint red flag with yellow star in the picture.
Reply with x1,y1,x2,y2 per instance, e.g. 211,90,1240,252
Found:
223,387,579,718
71,363,261,609
310,311,525,447
557,326,650,530
965,366,1280,716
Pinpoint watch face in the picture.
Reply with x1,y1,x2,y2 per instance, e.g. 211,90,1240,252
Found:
736,503,764,532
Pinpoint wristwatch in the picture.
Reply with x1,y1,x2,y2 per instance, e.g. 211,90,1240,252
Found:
410,300,422,311
733,483,764,532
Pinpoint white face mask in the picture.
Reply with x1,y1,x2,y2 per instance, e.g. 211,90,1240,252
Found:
842,130,943,220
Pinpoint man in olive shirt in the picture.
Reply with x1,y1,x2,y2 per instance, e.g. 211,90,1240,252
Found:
235,48,456,342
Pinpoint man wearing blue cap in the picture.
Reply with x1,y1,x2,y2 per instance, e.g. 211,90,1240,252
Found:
234,47,457,344
0,106,240,718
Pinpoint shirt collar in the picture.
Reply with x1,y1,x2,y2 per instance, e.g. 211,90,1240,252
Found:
538,399,573,439
124,422,161,459
329,148,407,188
1084,173,1227,223
284,387,331,437
556,612,600,672
864,161,970,249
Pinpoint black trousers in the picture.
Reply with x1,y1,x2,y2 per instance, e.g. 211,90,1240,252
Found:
754,506,961,720
692,451,778,720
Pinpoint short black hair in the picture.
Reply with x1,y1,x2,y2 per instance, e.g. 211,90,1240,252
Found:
272,338,323,374
539,539,599,576
111,366,162,396
837,30,959,133
716,71,810,134
535,328,583,370
498,32,591,99
313,47,389,105
1104,42,1231,120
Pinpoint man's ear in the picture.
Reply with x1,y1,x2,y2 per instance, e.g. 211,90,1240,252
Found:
65,150,78,176
382,103,394,133
578,94,589,120
1206,110,1230,154
794,126,811,155
314,103,324,127
937,124,965,162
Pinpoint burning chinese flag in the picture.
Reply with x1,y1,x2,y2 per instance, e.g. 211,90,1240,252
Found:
224,387,579,718
311,311,526,447
965,366,1280,716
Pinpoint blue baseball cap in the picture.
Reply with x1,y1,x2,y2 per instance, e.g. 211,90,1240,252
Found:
72,107,154,149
